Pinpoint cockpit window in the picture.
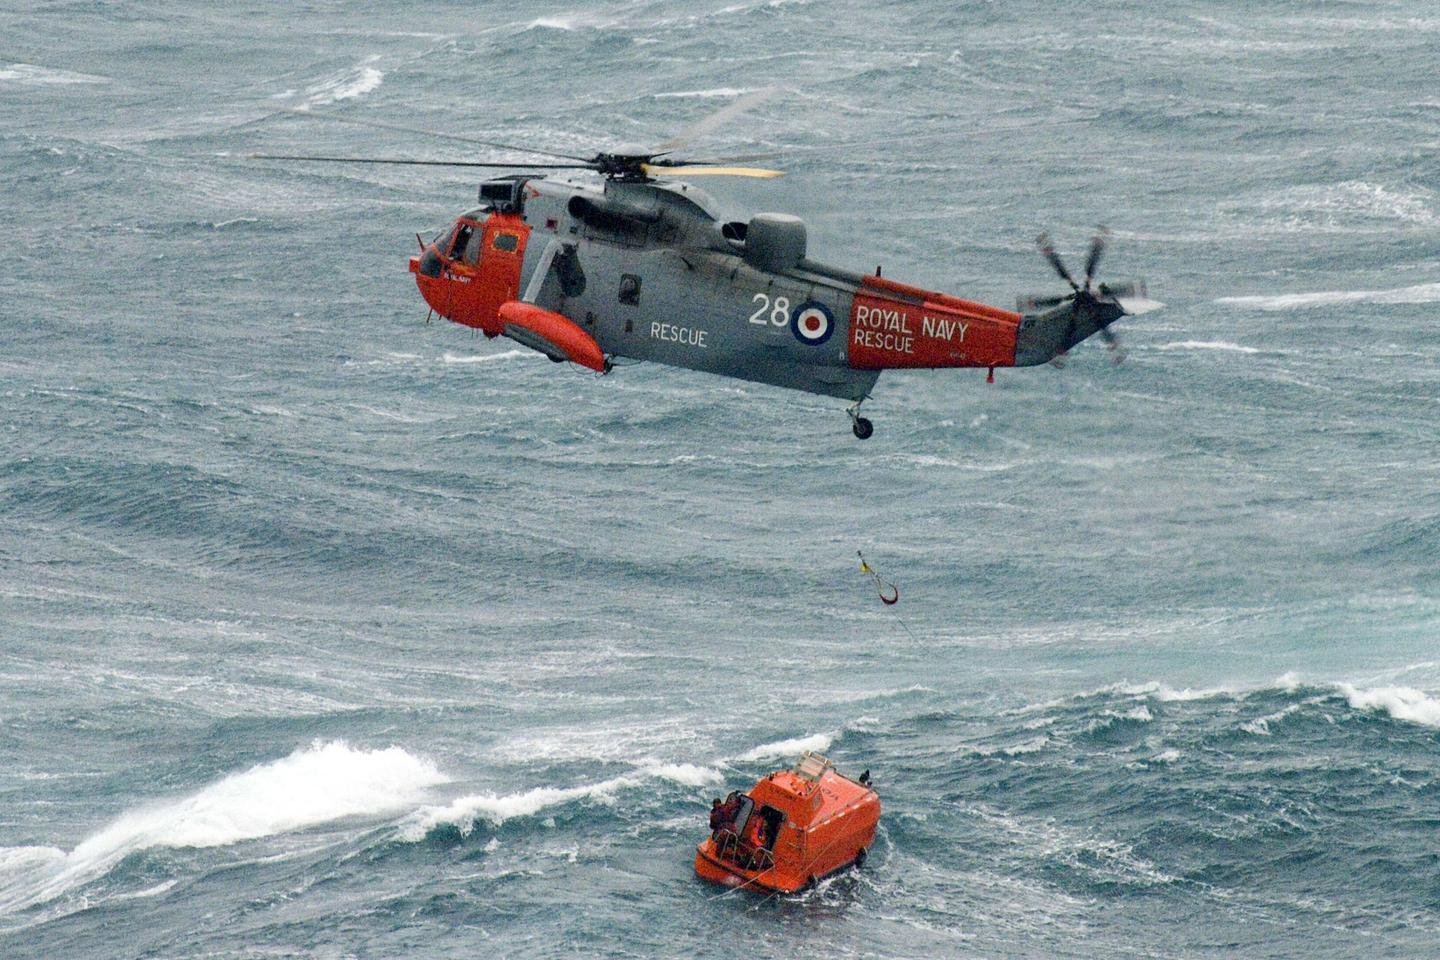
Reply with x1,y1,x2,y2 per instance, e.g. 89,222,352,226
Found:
448,224,474,259
493,232,519,252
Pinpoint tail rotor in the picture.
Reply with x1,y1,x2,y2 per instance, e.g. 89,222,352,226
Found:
1018,227,1159,366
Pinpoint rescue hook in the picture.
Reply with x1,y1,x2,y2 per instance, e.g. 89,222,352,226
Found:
857,551,899,605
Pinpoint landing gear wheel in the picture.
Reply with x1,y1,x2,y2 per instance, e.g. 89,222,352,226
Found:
854,847,867,870
852,417,874,440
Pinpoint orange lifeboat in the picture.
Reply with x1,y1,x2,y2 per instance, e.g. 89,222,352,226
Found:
694,752,879,894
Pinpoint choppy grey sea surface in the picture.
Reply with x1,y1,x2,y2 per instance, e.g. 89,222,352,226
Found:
4,1,1440,957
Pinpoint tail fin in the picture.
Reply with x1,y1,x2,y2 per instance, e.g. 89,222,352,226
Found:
1013,284,1161,366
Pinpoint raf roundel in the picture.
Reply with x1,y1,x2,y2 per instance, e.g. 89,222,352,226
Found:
790,301,835,346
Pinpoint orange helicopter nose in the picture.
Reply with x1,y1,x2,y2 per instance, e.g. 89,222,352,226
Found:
410,243,449,321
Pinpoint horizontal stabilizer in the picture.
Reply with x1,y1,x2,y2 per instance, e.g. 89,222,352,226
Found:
497,302,608,373
1114,295,1164,316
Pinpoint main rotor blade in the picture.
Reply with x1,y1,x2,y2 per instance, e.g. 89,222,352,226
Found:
653,87,780,155
1083,226,1109,286
1016,293,1074,312
641,163,784,178
737,113,1102,158
268,107,595,162
251,153,592,169
1037,233,1079,291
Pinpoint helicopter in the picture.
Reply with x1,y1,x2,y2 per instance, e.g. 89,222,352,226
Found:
256,95,1162,439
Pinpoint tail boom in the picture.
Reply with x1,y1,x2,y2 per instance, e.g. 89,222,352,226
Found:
846,275,1023,370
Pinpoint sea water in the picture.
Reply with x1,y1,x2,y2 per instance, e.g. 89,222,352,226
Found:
3,1,1440,956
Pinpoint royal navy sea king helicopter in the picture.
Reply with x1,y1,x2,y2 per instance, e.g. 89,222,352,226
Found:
258,95,1162,439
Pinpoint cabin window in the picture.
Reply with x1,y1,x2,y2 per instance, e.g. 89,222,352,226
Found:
731,796,755,836
493,232,519,252
449,224,474,259
619,273,641,305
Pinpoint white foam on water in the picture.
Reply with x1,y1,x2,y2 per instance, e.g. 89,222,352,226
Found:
398,759,724,841
1109,681,1238,703
1240,704,1302,736
398,776,637,840
296,57,384,109
443,350,536,364
1153,340,1260,354
733,731,835,763
1253,180,1438,229
1148,749,1182,764
525,16,580,30
0,741,445,916
645,763,724,787
1217,281,1440,311
1336,683,1440,728
0,63,109,85
654,87,757,99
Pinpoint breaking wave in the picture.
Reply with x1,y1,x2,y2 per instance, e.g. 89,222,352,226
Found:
0,741,445,916
296,57,385,109
398,776,636,840
397,760,723,841
1336,683,1440,727
733,731,836,762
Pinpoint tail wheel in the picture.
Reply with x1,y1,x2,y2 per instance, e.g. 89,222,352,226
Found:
852,417,874,440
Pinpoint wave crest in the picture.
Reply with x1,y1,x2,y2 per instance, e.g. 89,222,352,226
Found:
1337,683,1440,727
0,740,444,916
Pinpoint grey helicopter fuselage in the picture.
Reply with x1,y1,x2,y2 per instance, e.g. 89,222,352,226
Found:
409,173,1153,435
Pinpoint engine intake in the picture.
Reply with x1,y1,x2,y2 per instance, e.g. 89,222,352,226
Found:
743,214,806,273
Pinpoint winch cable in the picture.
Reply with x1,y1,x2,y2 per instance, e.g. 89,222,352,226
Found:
857,551,918,642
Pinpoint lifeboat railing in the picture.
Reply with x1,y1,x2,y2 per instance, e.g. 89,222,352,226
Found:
711,830,774,872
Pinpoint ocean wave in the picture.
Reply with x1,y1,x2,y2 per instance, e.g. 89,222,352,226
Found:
296,57,385,109
1153,340,1260,353
733,731,836,762
654,87,758,99
0,741,445,916
398,776,636,840
1251,180,1439,229
1336,683,1440,728
1103,681,1240,703
443,350,538,364
0,63,109,85
1216,281,1440,311
397,761,723,841
645,763,724,787
525,17,580,30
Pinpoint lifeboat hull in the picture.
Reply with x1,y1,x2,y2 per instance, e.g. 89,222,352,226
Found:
694,839,863,894
693,753,879,895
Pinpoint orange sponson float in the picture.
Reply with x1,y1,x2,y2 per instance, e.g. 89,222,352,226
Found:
695,752,879,894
